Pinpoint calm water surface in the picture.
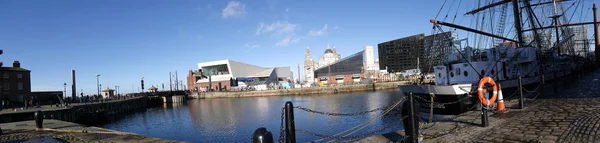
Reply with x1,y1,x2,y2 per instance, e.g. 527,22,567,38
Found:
100,90,406,142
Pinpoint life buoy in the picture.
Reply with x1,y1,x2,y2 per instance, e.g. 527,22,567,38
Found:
477,76,498,106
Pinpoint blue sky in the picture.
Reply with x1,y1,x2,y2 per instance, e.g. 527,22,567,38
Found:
0,0,596,95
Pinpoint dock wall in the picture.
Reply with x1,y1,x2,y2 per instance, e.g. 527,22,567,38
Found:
193,81,408,99
0,97,147,125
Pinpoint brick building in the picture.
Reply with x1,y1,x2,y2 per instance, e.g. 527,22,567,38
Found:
1,61,31,102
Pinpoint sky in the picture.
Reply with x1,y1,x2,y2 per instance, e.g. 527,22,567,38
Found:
0,0,597,95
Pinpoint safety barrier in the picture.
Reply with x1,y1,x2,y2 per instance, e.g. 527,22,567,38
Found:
250,72,584,142
251,95,416,143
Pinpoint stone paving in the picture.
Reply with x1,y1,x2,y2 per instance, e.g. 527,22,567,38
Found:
359,69,600,143
0,119,184,143
0,97,143,115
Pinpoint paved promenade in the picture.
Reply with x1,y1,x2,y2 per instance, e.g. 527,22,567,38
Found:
359,69,600,143
0,119,183,142
0,96,143,115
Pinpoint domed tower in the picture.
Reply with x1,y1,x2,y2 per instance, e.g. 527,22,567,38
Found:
304,47,315,84
332,46,341,60
318,44,340,69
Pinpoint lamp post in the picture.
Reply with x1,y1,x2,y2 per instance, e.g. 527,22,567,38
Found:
141,77,144,93
63,82,66,98
96,74,101,96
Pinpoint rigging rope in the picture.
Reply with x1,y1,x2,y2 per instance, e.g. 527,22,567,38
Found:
451,0,462,24
435,0,448,19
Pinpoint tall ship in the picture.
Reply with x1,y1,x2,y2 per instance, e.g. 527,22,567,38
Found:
399,0,597,115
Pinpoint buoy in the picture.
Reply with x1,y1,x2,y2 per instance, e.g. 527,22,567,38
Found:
477,76,498,106
497,84,506,112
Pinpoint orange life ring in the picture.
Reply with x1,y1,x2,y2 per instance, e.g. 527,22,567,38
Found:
477,76,498,106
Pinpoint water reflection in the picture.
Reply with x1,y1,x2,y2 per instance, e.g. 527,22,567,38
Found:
101,90,406,142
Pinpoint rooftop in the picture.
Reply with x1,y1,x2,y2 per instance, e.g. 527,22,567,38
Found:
0,67,30,72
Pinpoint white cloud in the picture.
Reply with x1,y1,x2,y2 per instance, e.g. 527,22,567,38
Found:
275,37,300,47
256,21,297,36
334,26,340,30
222,1,247,19
255,21,300,47
245,44,260,49
308,24,328,36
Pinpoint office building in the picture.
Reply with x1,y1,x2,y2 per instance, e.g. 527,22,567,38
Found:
378,34,425,73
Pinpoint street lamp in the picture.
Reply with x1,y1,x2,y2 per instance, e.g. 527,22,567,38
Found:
96,74,101,96
63,83,67,98
141,77,144,93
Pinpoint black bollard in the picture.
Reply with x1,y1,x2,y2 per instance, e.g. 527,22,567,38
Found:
402,92,420,143
251,127,274,143
284,101,296,143
34,110,43,129
481,106,489,127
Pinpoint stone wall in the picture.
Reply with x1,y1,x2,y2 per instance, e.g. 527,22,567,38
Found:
195,81,407,99
0,97,147,124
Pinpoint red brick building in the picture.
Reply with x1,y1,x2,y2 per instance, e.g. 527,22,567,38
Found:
1,61,31,102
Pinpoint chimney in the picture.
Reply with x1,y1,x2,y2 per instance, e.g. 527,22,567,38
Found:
13,61,20,68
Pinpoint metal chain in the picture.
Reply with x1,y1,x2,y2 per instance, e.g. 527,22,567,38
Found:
526,92,542,100
293,97,406,116
504,88,521,100
279,107,285,143
413,95,472,106
298,115,410,141
294,106,387,116
521,83,542,93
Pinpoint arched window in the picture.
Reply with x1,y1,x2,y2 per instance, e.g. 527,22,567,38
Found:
464,71,468,77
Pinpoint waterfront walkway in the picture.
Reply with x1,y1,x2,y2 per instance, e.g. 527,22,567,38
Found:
0,96,143,115
359,69,600,143
0,119,183,142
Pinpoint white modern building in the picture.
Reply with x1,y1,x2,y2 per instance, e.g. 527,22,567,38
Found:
193,60,293,91
363,46,378,71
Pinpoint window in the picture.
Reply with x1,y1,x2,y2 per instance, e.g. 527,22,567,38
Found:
450,72,454,77
3,82,8,90
3,73,7,79
17,74,22,79
464,71,468,77
17,82,23,90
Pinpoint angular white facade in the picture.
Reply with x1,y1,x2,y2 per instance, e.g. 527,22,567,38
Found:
196,60,292,85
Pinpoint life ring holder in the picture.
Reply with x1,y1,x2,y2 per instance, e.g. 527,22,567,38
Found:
477,76,498,106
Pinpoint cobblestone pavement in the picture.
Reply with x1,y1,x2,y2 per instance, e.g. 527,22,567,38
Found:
423,70,600,143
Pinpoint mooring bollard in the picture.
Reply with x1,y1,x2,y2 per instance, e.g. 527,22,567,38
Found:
284,101,296,143
518,76,524,109
34,110,44,129
481,104,489,127
251,127,274,143
402,92,420,143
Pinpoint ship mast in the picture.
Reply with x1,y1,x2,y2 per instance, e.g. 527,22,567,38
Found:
551,0,562,55
512,0,525,46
